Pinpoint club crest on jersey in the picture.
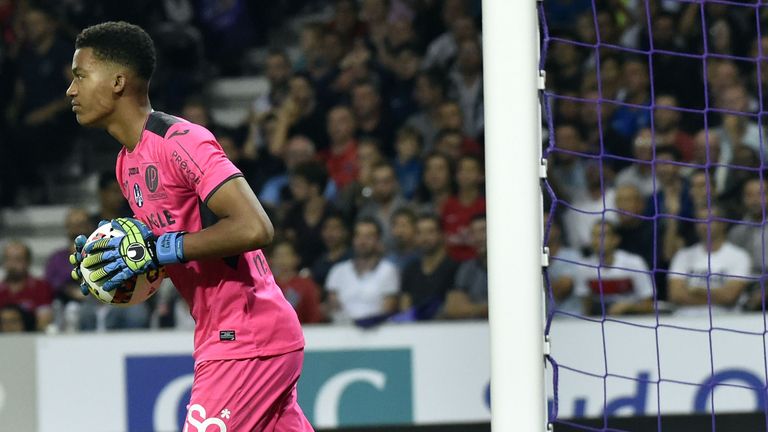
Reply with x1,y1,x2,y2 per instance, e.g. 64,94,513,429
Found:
133,183,144,207
145,165,159,192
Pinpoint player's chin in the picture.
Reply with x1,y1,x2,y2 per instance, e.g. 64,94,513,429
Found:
73,112,97,127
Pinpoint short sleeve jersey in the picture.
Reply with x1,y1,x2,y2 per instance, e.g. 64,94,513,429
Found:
116,112,304,362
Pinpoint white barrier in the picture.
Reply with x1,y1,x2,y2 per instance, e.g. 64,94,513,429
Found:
3,316,767,431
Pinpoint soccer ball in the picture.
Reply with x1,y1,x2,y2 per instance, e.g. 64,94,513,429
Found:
80,222,165,306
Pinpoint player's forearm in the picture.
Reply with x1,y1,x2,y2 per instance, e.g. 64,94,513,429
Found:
180,214,274,261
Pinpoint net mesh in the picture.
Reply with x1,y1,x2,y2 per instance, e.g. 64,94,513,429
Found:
541,1,768,430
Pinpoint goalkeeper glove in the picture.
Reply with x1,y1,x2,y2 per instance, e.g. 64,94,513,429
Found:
69,233,90,295
81,217,185,292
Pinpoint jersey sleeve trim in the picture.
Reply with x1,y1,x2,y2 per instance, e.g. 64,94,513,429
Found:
203,173,245,205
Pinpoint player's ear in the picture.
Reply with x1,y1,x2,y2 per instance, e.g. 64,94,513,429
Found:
113,72,126,94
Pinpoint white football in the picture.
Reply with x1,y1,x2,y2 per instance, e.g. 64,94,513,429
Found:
80,222,165,306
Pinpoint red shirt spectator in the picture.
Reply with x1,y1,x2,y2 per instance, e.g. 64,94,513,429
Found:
441,155,486,261
322,140,359,189
270,239,325,324
441,195,486,261
280,276,324,324
0,277,53,314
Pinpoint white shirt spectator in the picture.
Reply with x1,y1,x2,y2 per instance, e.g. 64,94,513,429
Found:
668,241,752,316
548,247,584,316
563,188,617,251
326,258,400,323
575,249,654,315
615,165,656,199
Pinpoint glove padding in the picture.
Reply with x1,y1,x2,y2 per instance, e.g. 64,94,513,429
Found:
81,218,159,292
69,234,90,295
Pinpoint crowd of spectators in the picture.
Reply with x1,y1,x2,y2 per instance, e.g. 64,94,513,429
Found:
544,0,768,318
0,0,489,333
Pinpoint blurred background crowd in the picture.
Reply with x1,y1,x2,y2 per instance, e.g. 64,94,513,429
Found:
0,0,489,333
545,0,768,319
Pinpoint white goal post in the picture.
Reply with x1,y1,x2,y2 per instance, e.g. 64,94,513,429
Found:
482,0,545,431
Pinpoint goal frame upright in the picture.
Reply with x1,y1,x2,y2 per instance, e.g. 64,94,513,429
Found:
482,0,545,431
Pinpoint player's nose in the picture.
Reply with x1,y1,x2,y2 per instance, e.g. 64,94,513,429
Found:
66,81,77,97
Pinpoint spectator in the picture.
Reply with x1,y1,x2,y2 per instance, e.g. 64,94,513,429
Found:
685,129,724,195
44,207,94,304
271,73,329,156
575,221,655,316
327,0,366,45
416,152,455,214
0,304,35,333
668,204,752,316
580,87,629,170
548,123,590,203
311,212,352,293
325,217,400,324
352,79,396,156
441,154,485,261
386,207,421,270
610,58,651,139
358,161,409,250
259,135,320,209
728,177,768,276
179,95,213,129
400,214,458,320
393,125,424,200
616,128,656,199
406,70,447,153
321,105,359,190
335,137,386,221
252,49,293,116
443,214,488,319
436,101,482,155
422,14,479,72
93,172,131,223
714,84,763,164
284,161,336,269
654,94,694,162
448,38,483,140
434,128,464,161
269,239,324,324
386,44,422,126
645,145,693,221
544,214,583,316
563,160,617,253
7,4,75,204
0,241,53,330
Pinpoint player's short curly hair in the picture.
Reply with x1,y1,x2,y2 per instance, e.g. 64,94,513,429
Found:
76,21,156,81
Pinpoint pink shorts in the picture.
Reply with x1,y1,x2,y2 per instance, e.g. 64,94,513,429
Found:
183,350,314,432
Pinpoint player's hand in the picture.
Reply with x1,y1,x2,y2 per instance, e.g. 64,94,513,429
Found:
82,218,185,291
69,234,90,295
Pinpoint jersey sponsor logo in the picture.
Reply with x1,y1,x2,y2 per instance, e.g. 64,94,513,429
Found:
171,150,202,185
219,330,236,341
129,167,140,176
169,129,190,139
145,165,160,192
133,183,144,208
141,209,177,230
183,404,228,432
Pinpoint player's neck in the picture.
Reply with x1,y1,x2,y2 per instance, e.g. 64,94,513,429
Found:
106,100,153,150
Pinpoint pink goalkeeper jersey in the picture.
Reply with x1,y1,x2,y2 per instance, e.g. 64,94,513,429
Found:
116,111,304,362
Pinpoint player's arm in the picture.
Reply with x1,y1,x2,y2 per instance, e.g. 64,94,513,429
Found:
181,176,274,261
691,280,747,307
668,277,696,305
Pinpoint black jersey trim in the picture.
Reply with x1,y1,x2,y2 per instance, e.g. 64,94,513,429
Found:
203,173,244,205
197,197,240,270
145,111,181,138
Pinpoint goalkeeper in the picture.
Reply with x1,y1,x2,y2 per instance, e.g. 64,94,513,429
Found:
66,22,313,431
